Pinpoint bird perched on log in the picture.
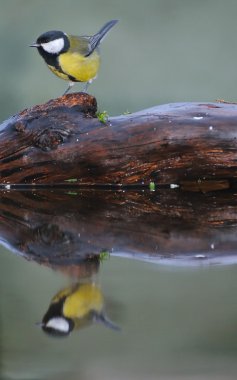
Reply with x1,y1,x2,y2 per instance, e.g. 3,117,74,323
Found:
30,19,118,95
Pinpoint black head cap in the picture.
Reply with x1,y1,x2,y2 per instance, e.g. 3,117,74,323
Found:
36,30,67,44
31,30,69,55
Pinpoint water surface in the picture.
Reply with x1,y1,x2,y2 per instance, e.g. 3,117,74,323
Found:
1,190,237,380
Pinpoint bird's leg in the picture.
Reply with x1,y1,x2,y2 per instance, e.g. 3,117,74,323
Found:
82,81,90,93
63,81,75,96
82,77,95,93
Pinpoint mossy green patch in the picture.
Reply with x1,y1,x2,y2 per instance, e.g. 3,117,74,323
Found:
97,110,109,124
149,181,156,191
99,250,110,261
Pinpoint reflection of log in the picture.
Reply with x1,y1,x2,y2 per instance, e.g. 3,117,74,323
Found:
1,189,237,266
1,94,237,186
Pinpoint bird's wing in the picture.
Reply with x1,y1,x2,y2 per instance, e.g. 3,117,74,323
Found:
69,35,92,56
69,20,118,57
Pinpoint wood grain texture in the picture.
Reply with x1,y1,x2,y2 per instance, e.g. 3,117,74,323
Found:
1,93,237,186
1,189,237,267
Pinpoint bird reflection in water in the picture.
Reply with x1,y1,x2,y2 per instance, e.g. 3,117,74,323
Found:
39,273,120,337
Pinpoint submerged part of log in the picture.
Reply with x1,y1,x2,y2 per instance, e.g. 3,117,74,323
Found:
1,93,237,186
1,189,237,267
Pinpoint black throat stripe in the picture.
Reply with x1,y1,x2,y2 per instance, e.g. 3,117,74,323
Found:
38,48,78,82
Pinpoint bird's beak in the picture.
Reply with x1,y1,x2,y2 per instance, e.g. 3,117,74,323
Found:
30,43,40,48
35,322,44,327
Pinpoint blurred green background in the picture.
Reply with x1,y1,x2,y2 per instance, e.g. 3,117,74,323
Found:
1,0,237,121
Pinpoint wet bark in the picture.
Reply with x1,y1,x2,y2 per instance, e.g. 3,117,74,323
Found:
1,189,237,269
1,93,237,188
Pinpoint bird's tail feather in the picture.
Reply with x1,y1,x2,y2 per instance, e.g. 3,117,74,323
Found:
87,19,118,56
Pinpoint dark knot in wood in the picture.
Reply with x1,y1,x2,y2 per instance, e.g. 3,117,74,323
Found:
15,121,26,132
34,127,71,151
13,92,97,151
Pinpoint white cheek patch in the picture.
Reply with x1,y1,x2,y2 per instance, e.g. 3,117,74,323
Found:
41,38,64,54
46,317,69,332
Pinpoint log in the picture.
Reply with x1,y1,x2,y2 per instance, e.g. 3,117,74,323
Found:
1,189,237,268
1,93,237,187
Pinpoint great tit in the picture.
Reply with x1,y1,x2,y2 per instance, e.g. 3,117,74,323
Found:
30,20,118,94
39,282,120,337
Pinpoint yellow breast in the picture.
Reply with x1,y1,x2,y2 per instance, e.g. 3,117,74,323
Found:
63,283,104,318
57,50,100,82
